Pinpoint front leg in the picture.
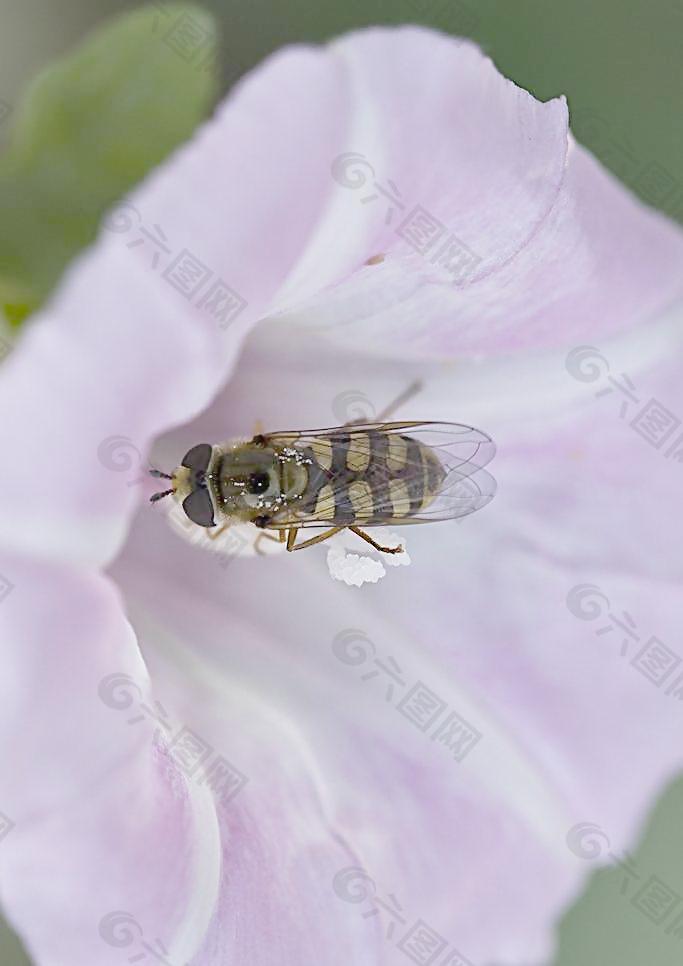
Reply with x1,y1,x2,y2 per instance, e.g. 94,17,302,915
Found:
206,524,229,541
254,529,286,555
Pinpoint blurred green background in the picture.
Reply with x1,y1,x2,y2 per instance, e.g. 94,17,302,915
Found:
1,0,682,963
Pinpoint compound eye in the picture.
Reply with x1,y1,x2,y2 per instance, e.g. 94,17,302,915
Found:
181,443,212,474
246,471,271,495
182,488,215,528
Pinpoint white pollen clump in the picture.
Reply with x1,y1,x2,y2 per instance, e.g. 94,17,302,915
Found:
378,532,411,567
326,530,411,586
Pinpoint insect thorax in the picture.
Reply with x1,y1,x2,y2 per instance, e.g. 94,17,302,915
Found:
210,441,309,523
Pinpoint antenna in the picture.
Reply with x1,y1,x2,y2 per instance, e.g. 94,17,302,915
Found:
150,489,173,503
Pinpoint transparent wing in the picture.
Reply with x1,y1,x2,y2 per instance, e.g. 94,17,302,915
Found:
262,421,496,529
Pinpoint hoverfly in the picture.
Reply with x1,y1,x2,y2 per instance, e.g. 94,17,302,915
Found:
150,389,496,556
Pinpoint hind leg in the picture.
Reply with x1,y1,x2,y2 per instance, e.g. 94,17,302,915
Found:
349,525,403,555
344,380,423,426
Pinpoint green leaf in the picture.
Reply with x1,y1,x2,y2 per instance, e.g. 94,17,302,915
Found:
0,277,37,328
0,4,218,316
555,773,683,965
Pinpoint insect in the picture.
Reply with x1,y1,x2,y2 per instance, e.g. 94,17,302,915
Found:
149,389,496,556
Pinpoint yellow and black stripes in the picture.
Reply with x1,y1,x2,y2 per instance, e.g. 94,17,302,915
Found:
295,430,445,525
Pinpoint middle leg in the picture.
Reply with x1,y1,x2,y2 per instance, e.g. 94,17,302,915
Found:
286,526,345,552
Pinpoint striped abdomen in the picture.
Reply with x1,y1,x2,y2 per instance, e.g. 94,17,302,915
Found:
296,431,445,524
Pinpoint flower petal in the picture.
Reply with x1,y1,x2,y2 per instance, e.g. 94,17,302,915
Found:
0,39,357,564
104,323,683,964
4,23,683,966
5,25,683,565
0,557,222,965
273,29,569,306
271,30,683,357
0,555,384,965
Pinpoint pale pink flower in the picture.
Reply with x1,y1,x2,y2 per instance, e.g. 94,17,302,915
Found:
2,26,683,966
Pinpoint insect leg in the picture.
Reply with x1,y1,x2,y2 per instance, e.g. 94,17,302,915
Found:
286,526,345,552
374,380,423,421
206,524,230,541
254,529,286,556
349,525,403,555
344,380,423,426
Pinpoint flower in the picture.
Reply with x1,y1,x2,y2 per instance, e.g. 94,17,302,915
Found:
2,25,683,966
